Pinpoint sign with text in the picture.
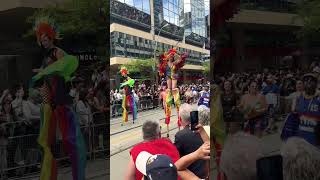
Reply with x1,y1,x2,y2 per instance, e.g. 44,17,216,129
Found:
70,49,99,66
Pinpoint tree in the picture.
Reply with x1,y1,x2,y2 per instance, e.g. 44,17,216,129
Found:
25,0,108,73
203,61,210,76
296,0,320,42
25,0,107,38
118,58,157,81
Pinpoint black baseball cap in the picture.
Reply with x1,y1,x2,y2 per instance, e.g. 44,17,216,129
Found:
136,151,177,180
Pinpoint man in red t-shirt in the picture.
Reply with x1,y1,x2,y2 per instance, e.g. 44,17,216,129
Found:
124,120,199,180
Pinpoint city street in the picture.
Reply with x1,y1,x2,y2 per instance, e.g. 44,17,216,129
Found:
110,108,179,155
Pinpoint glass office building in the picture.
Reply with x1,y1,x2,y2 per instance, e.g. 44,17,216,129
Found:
110,0,210,84
184,0,206,45
154,0,184,39
110,0,151,29
110,31,206,65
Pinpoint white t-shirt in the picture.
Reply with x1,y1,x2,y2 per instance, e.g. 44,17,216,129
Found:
134,93,139,102
193,91,198,96
265,93,278,105
76,101,92,126
117,93,123,100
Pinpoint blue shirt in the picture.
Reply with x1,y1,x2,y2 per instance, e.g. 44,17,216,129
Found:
198,92,210,108
262,84,280,95
262,84,280,105
295,95,320,145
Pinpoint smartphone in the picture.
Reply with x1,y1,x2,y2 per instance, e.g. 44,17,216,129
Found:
257,155,283,180
190,111,198,131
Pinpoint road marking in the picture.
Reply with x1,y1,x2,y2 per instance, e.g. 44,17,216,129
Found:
110,118,179,145
110,111,178,134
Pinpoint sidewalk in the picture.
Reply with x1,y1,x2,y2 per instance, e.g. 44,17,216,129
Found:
20,158,108,180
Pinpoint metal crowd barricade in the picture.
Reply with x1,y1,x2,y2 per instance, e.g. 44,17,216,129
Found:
0,111,108,179
0,120,41,180
111,97,162,118
90,112,108,159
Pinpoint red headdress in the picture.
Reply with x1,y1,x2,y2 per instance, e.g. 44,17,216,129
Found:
158,48,187,76
120,66,129,77
34,16,61,45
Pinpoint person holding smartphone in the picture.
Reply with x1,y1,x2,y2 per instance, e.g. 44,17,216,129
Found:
174,104,208,179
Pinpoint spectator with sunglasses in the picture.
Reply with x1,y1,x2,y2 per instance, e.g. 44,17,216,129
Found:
292,73,320,146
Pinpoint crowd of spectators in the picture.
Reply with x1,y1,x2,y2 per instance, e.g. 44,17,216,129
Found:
213,61,320,180
213,61,320,136
110,80,210,117
0,68,107,178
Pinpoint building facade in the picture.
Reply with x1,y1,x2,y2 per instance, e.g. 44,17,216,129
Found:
110,0,210,88
214,0,307,73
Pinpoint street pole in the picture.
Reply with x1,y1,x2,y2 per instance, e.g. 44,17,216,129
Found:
150,0,156,87
153,24,169,87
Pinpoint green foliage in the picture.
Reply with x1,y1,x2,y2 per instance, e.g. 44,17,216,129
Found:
203,61,210,76
296,0,320,41
25,0,107,39
118,58,156,79
24,0,108,72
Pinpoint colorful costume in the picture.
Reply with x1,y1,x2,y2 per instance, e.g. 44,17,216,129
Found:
158,48,187,127
120,67,137,124
30,17,86,180
211,85,226,180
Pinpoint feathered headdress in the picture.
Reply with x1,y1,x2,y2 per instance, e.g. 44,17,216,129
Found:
120,66,129,77
158,48,187,76
162,48,177,61
34,16,61,45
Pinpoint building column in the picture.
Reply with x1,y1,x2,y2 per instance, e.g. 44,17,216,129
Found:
232,27,245,72
150,0,155,36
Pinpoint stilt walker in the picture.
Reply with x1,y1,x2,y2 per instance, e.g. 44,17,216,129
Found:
159,48,187,137
30,17,86,180
120,66,137,125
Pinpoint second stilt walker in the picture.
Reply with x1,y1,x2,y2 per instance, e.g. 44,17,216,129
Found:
120,66,137,125
159,48,187,137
